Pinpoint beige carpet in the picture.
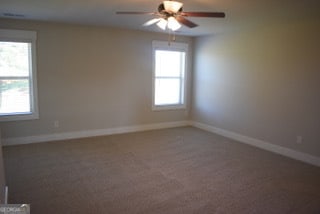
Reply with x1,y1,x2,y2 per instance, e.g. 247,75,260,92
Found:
3,127,320,214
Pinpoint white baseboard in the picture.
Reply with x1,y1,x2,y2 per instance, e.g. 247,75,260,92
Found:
3,120,319,167
191,121,320,167
2,121,190,146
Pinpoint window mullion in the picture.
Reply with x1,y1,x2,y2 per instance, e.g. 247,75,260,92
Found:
155,76,180,79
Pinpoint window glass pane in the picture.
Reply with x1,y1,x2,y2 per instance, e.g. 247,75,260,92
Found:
155,78,181,105
0,79,31,114
0,42,30,77
155,50,185,77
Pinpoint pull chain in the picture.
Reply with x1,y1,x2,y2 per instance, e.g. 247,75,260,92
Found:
168,29,176,46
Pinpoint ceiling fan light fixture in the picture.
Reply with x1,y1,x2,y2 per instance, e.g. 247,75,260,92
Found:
167,16,181,31
163,1,183,13
116,1,225,32
157,18,168,30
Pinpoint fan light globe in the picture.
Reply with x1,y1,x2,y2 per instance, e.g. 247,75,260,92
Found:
157,18,168,30
163,1,183,13
143,18,161,26
167,17,181,31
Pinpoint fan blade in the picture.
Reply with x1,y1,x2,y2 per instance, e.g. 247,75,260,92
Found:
175,16,198,28
180,12,225,18
116,12,157,15
143,18,161,26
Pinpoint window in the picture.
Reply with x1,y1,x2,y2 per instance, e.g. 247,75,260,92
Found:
152,41,188,110
0,29,38,121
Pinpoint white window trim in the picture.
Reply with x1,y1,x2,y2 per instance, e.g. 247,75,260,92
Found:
0,29,39,122
152,40,188,111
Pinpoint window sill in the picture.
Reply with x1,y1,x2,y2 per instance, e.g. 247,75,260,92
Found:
152,104,186,111
0,112,39,122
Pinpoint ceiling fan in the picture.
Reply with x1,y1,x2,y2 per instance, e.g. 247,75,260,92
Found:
116,0,225,31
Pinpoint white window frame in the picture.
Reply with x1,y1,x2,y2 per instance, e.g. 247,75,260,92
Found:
152,41,188,111
0,29,39,122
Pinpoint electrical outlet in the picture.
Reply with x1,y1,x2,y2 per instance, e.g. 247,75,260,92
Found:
296,136,303,144
54,120,59,128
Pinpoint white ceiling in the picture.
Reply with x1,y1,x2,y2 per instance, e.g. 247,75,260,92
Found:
0,0,319,36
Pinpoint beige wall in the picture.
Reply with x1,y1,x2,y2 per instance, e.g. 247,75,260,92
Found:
192,13,320,157
0,19,192,140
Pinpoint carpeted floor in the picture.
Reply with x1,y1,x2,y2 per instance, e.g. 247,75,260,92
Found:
3,127,320,214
